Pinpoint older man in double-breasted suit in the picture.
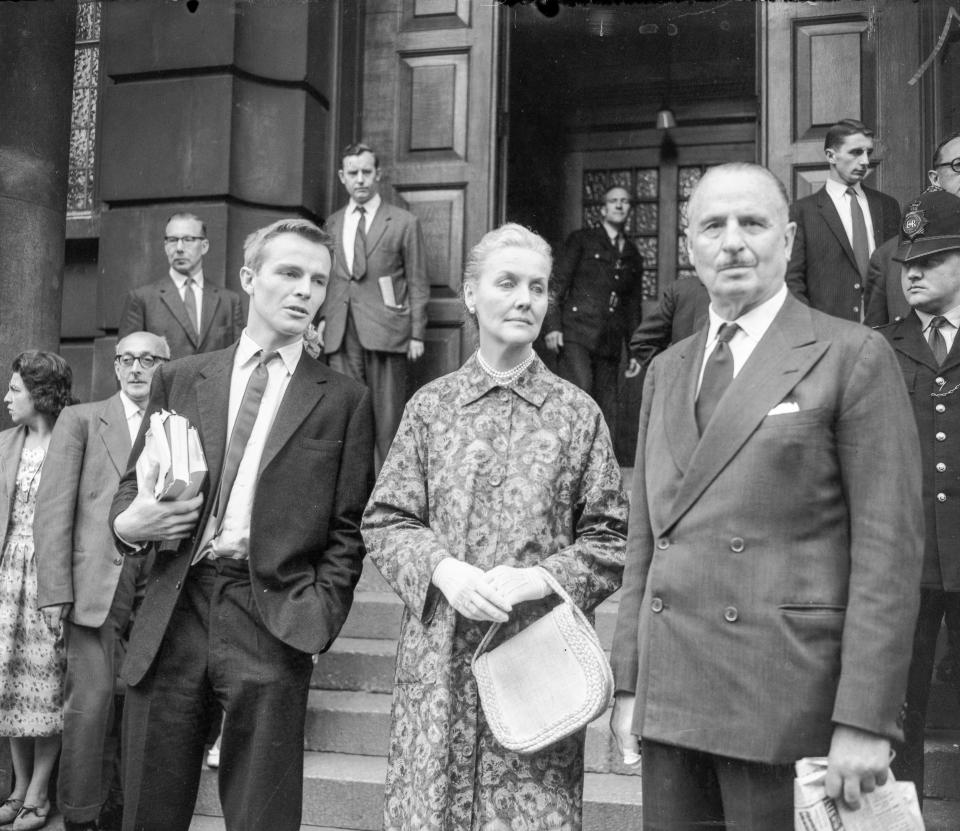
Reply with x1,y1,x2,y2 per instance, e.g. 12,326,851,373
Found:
611,163,923,830
319,143,428,467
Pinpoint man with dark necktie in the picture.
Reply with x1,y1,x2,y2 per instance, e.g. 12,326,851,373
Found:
786,119,900,322
877,188,960,804
118,212,244,360
109,218,374,831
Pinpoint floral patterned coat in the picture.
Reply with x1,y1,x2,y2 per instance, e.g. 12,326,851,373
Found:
362,355,627,831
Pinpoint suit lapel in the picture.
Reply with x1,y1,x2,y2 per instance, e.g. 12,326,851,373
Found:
662,327,708,474
259,356,327,474
327,209,350,282
817,189,859,272
887,313,940,373
193,349,235,497
159,279,199,347
664,297,828,532
198,285,222,345
864,187,888,244
98,394,132,476
364,204,392,256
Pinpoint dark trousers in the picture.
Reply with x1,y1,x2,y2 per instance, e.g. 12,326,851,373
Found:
892,587,960,802
556,340,619,436
640,739,794,831
59,559,139,823
328,311,407,470
121,558,314,831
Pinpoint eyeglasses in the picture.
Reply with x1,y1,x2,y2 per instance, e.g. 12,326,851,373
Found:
936,157,960,174
115,354,168,368
163,236,205,246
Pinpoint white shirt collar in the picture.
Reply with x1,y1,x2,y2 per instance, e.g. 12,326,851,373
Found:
915,304,960,331
119,390,144,419
826,178,864,199
169,269,204,289
706,284,788,344
235,330,304,376
348,193,381,218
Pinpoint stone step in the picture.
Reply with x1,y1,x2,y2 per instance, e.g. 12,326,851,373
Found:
925,729,960,801
339,589,622,648
928,678,960,730
193,751,644,830
312,638,397,693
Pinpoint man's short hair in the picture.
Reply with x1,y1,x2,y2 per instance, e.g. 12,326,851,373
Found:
685,163,790,227
932,131,960,168
242,218,333,273
824,119,873,152
165,212,207,237
340,143,379,169
116,331,171,360
602,185,632,202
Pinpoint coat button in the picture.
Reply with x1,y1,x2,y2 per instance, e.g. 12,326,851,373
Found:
175,580,182,589
651,597,664,613
113,557,123,566
853,282,861,290
938,493,948,502
852,306,859,314
724,606,739,623
938,462,947,472
729,537,745,553
937,376,946,386
571,305,578,312
657,538,670,550
937,432,947,442
937,404,947,413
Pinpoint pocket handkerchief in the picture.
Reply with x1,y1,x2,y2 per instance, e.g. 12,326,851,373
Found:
767,400,800,416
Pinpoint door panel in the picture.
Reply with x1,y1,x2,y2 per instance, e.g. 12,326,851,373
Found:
762,1,922,205
363,0,499,386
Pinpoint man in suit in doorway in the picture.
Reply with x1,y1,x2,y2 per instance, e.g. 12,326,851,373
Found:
610,163,923,829
118,212,244,360
34,331,169,831
110,218,374,831
319,143,429,467
786,118,900,321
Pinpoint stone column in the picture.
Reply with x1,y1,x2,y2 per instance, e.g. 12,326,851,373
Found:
0,1,77,414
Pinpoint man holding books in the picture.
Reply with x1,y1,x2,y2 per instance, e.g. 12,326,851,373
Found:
34,331,170,831
110,219,374,831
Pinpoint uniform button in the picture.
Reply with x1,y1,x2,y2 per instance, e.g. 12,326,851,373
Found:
854,282,861,290
113,557,123,566
651,597,664,613
657,538,670,550
614,274,620,281
723,606,739,623
729,537,745,553
571,305,578,312
937,432,947,442
175,580,182,589
938,462,947,472
937,376,946,386
938,493,948,502
594,253,600,259
937,404,947,413
853,306,860,314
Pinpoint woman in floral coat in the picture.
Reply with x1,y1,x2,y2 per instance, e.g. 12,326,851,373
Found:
362,223,627,831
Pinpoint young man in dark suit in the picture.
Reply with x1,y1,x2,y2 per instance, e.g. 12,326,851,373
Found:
611,163,923,829
878,188,960,803
110,219,374,831
118,212,244,359
319,143,428,468
786,119,900,321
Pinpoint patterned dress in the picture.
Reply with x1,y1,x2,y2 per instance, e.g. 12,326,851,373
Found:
362,354,627,831
0,444,65,736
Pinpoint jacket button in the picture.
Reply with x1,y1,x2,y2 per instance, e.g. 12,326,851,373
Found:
853,282,861,290
937,432,947,442
571,305,578,312
113,557,123,566
175,580,182,589
937,404,947,413
657,538,670,550
937,376,946,386
938,462,947,472
724,606,739,623
614,274,620,281
938,493,947,502
729,537,745,553
852,306,859,314
651,597,664,613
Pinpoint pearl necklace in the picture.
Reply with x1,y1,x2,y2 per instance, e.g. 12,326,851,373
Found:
476,349,535,385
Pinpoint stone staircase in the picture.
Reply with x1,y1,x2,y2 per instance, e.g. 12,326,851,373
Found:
189,557,960,831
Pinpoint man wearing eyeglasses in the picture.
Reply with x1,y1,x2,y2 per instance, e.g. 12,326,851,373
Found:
786,119,901,322
118,213,243,360
866,132,960,326
34,331,170,831
544,185,644,438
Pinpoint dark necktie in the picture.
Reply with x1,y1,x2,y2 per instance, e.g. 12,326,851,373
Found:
846,187,870,279
696,323,739,433
183,277,200,337
211,351,277,535
928,316,949,365
353,206,367,280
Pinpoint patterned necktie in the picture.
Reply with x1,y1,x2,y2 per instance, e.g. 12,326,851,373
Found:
696,323,740,433
211,351,277,536
846,187,870,279
353,206,367,280
928,316,949,365
183,277,200,337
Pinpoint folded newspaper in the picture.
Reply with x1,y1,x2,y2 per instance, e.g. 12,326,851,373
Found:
794,757,924,831
137,410,207,501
